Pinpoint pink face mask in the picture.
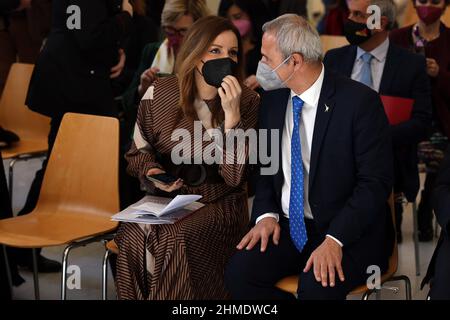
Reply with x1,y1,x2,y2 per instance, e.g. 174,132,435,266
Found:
232,19,252,37
416,6,444,25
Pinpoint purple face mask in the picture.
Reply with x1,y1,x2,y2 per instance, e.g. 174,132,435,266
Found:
232,19,252,37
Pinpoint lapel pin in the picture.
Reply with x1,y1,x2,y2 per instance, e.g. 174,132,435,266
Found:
325,104,330,113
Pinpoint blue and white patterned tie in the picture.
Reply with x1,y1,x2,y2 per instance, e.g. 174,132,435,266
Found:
359,52,374,89
289,96,307,252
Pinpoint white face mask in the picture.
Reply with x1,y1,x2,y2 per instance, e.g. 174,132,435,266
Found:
256,55,295,91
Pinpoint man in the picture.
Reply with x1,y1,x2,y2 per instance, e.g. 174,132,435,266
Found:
422,145,450,299
323,0,432,242
225,14,394,300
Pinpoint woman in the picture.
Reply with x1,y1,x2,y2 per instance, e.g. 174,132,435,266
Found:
115,16,260,300
218,0,271,91
121,0,209,134
390,0,450,241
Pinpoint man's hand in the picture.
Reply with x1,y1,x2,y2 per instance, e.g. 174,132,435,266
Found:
236,217,280,252
110,49,126,79
426,58,440,78
303,237,345,288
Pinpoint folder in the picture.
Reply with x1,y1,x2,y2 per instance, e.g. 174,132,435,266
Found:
112,195,204,224
380,95,414,125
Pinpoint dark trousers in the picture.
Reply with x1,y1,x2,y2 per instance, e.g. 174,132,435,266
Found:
429,236,450,300
225,217,367,300
10,116,62,264
0,153,13,299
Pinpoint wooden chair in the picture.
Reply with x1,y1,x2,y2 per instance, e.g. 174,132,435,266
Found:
320,35,349,53
275,193,412,300
0,63,50,202
0,113,120,300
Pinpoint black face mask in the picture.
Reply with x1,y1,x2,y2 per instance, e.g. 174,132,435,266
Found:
201,58,237,88
344,19,373,46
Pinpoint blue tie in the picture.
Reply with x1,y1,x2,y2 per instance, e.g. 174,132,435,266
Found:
289,96,307,252
359,52,374,88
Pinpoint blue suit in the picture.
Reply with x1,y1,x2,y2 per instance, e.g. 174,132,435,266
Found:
226,69,395,300
323,43,432,202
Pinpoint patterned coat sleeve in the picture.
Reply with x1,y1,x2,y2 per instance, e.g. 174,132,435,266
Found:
125,95,163,192
218,90,260,188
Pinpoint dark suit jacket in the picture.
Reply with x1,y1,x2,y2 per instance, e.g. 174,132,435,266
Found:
26,0,132,118
323,42,432,201
252,69,394,272
0,0,20,13
423,145,450,287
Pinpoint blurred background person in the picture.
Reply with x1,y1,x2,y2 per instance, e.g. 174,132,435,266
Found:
422,145,450,299
324,0,432,243
218,0,271,91
10,0,134,275
111,0,159,97
0,0,52,95
390,0,450,241
262,0,308,19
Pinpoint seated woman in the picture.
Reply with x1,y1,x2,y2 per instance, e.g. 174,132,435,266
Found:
121,0,209,136
115,15,260,300
422,145,450,299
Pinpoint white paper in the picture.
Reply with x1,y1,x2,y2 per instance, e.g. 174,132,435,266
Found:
131,194,202,217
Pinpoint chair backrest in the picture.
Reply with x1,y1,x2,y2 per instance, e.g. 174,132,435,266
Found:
320,35,349,54
36,113,120,217
0,63,50,139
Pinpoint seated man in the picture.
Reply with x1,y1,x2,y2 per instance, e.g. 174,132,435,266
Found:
225,13,394,300
323,0,432,242
422,146,450,300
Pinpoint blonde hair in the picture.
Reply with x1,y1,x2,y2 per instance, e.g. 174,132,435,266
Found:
175,16,244,126
161,0,210,27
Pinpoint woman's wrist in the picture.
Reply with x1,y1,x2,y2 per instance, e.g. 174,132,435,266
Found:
224,113,241,131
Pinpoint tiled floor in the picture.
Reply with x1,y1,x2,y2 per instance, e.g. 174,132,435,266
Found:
2,158,439,300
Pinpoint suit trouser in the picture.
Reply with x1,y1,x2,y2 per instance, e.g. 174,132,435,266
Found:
429,235,450,300
9,116,62,264
225,217,367,300
0,153,13,299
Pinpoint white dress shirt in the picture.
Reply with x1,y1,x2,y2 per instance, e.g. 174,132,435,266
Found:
350,38,390,93
255,65,343,247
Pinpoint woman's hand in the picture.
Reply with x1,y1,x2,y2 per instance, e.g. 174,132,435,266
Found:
110,49,126,79
122,0,133,17
243,74,260,91
146,168,183,193
218,75,242,130
426,58,440,78
138,67,160,96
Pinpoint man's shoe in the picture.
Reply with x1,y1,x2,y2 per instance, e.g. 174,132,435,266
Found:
12,272,25,286
19,255,62,273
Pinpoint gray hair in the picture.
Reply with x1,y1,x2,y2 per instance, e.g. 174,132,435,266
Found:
262,14,323,63
370,0,397,30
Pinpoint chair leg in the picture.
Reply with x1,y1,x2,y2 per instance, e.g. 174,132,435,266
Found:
362,290,374,300
32,248,40,300
8,158,18,204
61,234,115,300
375,289,382,300
102,248,111,300
390,275,412,300
2,245,13,298
412,201,420,276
